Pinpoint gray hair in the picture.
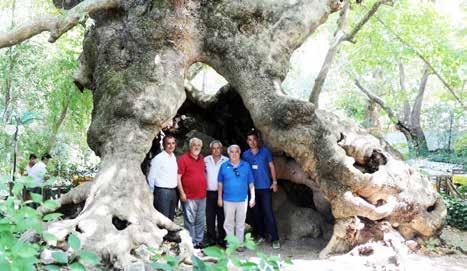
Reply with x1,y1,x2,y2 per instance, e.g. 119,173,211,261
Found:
227,144,241,154
189,137,203,147
209,140,223,148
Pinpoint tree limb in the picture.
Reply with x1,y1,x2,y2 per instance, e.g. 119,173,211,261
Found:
0,0,120,49
309,0,387,105
343,0,388,43
398,61,411,124
410,63,430,128
354,78,399,122
373,15,464,106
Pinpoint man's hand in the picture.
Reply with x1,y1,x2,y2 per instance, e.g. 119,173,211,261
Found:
180,192,187,202
218,198,223,207
249,198,256,208
270,182,278,192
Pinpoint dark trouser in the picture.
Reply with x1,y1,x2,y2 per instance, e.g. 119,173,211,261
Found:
153,187,178,221
28,187,43,209
250,189,279,242
205,191,225,243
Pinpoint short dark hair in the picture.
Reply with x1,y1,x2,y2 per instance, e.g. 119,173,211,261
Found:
162,134,176,147
42,153,52,160
246,129,259,139
29,154,37,160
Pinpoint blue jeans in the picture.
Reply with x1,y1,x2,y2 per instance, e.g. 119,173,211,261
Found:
153,187,178,221
250,189,279,241
182,198,206,245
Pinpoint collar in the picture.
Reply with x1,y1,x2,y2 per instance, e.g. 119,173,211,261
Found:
187,152,203,161
162,150,175,158
209,155,228,164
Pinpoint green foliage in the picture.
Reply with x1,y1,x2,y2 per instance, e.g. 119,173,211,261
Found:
0,176,100,270
442,193,467,230
147,234,291,270
425,149,466,168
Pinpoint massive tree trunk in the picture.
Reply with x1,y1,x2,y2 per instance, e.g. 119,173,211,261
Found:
37,0,445,267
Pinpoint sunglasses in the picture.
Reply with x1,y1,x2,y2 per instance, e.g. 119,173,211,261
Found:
233,167,240,177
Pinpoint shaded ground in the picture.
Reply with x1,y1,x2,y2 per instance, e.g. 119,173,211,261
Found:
235,231,467,271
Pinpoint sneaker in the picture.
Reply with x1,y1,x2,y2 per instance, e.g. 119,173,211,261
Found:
272,241,281,249
256,237,266,244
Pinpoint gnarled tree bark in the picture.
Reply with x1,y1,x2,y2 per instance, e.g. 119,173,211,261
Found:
2,0,446,267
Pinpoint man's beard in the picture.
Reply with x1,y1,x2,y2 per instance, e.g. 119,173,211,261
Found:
192,149,201,156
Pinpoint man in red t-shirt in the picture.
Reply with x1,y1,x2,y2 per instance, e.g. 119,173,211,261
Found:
177,137,207,248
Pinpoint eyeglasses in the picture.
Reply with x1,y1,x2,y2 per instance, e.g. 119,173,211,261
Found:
233,167,240,177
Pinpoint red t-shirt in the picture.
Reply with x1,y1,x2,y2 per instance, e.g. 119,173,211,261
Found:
177,153,207,199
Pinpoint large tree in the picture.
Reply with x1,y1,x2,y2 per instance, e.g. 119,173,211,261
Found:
0,0,446,267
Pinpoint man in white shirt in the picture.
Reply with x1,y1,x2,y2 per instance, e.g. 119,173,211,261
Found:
147,135,178,220
204,140,228,246
29,153,51,187
25,154,37,176
28,153,51,207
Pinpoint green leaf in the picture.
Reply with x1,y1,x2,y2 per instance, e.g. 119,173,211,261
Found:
44,264,61,271
202,246,224,258
52,251,68,264
30,193,43,203
70,262,86,271
43,213,63,222
12,183,24,197
78,251,100,265
192,256,208,271
43,232,58,242
16,245,38,258
0,262,11,271
68,234,81,250
240,261,258,270
148,262,173,271
43,200,60,210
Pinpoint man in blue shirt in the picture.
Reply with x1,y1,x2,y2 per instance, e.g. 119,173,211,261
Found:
218,144,255,251
242,130,280,249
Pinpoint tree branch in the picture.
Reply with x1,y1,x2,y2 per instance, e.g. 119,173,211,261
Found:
398,61,411,123
0,0,120,49
373,15,464,106
309,0,387,105
343,0,388,43
354,77,414,134
410,63,430,128
354,78,399,122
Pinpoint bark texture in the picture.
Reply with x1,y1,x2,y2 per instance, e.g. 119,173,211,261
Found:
41,0,445,266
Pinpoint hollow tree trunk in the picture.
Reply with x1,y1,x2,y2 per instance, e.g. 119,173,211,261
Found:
44,0,445,266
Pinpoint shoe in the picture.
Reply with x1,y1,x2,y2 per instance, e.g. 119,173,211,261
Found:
272,241,281,249
236,247,245,252
256,237,266,244
194,243,205,249
217,240,227,249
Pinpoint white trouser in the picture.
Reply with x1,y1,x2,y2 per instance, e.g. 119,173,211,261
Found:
223,200,248,243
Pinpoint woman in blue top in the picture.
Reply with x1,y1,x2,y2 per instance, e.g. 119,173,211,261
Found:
218,144,255,248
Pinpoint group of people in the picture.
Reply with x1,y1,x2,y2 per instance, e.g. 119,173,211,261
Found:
25,153,52,189
147,130,280,250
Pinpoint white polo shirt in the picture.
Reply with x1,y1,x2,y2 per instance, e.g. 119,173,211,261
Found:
204,155,228,191
147,151,178,191
29,161,47,186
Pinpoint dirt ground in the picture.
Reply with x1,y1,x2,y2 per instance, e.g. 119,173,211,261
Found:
233,227,467,271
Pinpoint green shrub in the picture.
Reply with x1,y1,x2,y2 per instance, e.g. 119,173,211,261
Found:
0,175,100,271
149,233,292,271
442,193,467,230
